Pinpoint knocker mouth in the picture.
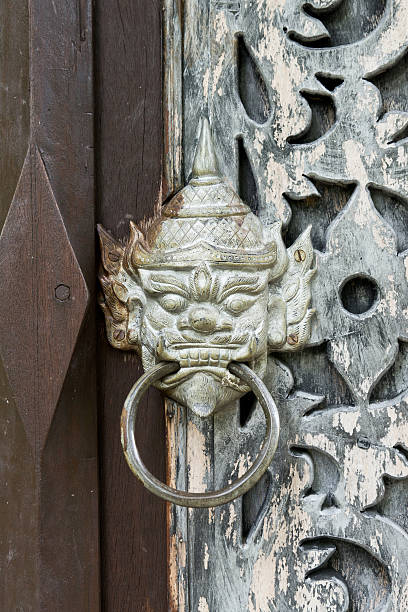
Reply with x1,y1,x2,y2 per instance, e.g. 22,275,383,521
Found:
163,365,246,390
156,336,258,389
161,354,246,389
169,344,240,367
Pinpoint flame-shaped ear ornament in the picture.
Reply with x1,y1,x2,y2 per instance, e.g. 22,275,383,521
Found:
98,118,316,507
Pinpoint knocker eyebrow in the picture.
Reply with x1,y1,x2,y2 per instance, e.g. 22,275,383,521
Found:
146,274,190,298
217,276,267,302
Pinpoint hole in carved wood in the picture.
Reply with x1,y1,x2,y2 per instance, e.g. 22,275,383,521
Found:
287,92,336,145
371,341,408,402
284,179,355,252
369,49,408,115
296,0,386,47
330,541,391,610
281,343,354,407
376,474,408,534
236,34,271,124
237,136,259,215
294,447,340,499
321,491,340,510
241,470,271,542
340,275,379,316
303,538,391,610
370,187,408,252
239,389,257,427
315,73,344,92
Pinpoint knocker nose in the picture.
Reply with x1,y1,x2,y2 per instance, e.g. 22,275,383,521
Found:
189,306,217,333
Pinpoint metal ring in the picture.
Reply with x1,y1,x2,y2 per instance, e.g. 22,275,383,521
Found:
121,361,280,508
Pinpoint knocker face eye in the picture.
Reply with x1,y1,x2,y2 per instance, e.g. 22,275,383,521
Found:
158,293,187,314
224,295,257,315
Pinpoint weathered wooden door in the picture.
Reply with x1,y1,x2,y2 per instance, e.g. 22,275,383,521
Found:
2,1,408,611
0,1,167,610
162,1,408,610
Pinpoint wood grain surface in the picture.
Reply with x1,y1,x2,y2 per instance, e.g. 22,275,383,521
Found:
95,2,167,611
0,0,99,610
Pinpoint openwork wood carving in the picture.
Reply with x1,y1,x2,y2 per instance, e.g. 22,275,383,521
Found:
164,0,408,610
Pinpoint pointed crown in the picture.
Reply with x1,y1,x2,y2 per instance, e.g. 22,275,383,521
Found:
129,119,277,268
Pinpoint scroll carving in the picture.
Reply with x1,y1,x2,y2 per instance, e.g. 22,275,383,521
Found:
166,0,408,609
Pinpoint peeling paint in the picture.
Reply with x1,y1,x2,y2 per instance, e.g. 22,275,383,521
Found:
187,421,211,492
198,596,209,612
166,0,408,608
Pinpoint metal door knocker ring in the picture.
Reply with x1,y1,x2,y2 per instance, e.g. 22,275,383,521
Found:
121,361,280,508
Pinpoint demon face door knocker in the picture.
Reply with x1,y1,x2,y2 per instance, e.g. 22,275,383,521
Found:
98,119,315,507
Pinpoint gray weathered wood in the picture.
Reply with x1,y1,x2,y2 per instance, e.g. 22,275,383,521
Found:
166,1,408,610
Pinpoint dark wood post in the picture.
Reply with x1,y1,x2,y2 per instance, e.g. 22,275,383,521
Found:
95,2,167,611
0,0,99,609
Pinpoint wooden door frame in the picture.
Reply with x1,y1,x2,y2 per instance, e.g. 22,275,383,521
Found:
0,1,167,610
95,2,167,610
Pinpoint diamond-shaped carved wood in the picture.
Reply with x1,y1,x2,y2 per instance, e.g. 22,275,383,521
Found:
0,147,88,460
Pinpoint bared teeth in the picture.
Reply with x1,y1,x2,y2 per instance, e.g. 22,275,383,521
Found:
209,350,219,366
190,351,199,366
220,349,229,362
173,346,254,368
180,351,189,367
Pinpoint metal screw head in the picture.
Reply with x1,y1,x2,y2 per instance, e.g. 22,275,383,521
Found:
108,251,121,262
294,249,306,263
357,436,370,450
287,333,299,346
113,329,125,341
55,284,70,302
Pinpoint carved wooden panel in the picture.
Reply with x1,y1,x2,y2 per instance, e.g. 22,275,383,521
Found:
165,1,408,610
0,1,99,609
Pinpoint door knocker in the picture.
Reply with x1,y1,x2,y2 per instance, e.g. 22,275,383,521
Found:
98,119,315,507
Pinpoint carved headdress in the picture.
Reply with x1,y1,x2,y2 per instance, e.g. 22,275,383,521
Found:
125,119,279,270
